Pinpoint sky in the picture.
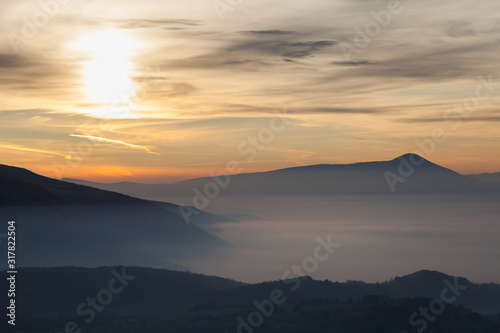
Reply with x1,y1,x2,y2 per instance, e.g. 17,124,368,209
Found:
0,0,499,183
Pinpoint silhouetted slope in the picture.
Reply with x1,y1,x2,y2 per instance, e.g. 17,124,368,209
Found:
153,200,235,227
63,154,499,200
4,267,499,320
3,267,500,332
469,172,500,185
1,266,245,319
216,270,500,315
0,164,226,269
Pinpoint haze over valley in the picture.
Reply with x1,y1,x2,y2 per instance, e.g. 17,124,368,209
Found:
1,0,500,331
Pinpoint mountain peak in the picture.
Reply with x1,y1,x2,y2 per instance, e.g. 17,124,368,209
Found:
397,269,471,285
393,153,428,163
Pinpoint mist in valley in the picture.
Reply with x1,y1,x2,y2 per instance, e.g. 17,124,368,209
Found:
176,194,500,284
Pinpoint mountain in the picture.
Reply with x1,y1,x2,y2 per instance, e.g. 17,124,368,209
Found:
3,267,500,332
63,154,500,202
216,270,500,315
0,164,228,269
152,200,235,227
469,172,500,185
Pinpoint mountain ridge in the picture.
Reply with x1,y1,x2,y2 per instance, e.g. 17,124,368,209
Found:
468,172,500,186
3,266,499,320
61,154,500,201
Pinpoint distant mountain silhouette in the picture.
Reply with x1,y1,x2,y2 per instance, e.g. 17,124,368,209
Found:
218,269,500,315
64,154,499,201
0,164,228,269
3,266,499,332
469,172,500,185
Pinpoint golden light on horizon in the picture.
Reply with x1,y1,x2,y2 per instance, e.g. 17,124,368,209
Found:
72,30,137,118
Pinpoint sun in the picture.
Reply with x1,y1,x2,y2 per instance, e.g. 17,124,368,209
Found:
73,30,137,117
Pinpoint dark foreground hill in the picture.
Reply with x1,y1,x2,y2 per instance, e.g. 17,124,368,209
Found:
2,267,500,332
0,164,227,269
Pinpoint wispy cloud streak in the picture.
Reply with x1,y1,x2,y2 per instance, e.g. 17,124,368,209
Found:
0,144,72,159
69,134,159,155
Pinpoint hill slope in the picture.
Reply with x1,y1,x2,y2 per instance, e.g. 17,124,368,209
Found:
0,164,226,269
3,267,499,332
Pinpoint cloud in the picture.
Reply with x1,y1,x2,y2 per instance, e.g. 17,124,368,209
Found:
447,20,500,38
166,38,338,69
0,144,72,159
396,115,500,123
324,39,498,83
69,134,160,155
226,39,337,58
293,107,384,114
162,82,197,96
282,41,337,58
331,60,376,66
1,0,500,176
96,18,202,29
0,54,30,68
239,30,296,36
165,54,261,69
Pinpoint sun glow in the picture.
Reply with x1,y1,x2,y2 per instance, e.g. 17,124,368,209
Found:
73,30,137,117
